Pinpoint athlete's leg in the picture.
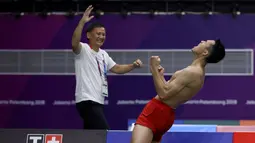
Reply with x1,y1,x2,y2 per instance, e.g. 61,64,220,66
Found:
131,124,154,143
151,133,163,143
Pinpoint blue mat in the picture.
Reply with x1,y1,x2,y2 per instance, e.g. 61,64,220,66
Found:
106,131,233,143
169,124,217,132
161,132,233,143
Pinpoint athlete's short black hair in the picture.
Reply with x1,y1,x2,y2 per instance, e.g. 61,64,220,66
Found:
206,39,226,63
85,22,105,33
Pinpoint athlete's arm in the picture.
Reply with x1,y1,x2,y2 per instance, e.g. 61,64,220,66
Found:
151,65,168,98
72,5,94,55
158,65,167,83
151,67,194,99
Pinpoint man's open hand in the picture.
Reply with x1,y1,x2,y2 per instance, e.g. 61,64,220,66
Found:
81,5,94,23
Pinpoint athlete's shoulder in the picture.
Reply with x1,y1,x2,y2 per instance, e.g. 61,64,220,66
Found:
181,66,201,77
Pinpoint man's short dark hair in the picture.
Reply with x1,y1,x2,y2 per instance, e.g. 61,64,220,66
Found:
85,22,105,33
206,39,226,63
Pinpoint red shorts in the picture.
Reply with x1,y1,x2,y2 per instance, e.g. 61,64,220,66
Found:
135,98,175,142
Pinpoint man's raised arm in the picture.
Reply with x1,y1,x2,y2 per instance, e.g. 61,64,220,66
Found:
72,5,94,55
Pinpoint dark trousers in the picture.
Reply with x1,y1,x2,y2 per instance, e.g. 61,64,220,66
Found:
76,100,109,130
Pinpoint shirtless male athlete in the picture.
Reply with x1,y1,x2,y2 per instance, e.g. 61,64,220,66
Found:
131,39,225,143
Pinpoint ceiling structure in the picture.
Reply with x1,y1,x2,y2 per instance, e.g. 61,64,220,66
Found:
0,0,254,18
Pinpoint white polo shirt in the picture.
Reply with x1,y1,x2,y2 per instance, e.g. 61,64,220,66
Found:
74,42,116,104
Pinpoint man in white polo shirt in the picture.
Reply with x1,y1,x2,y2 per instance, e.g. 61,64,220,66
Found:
71,5,143,130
